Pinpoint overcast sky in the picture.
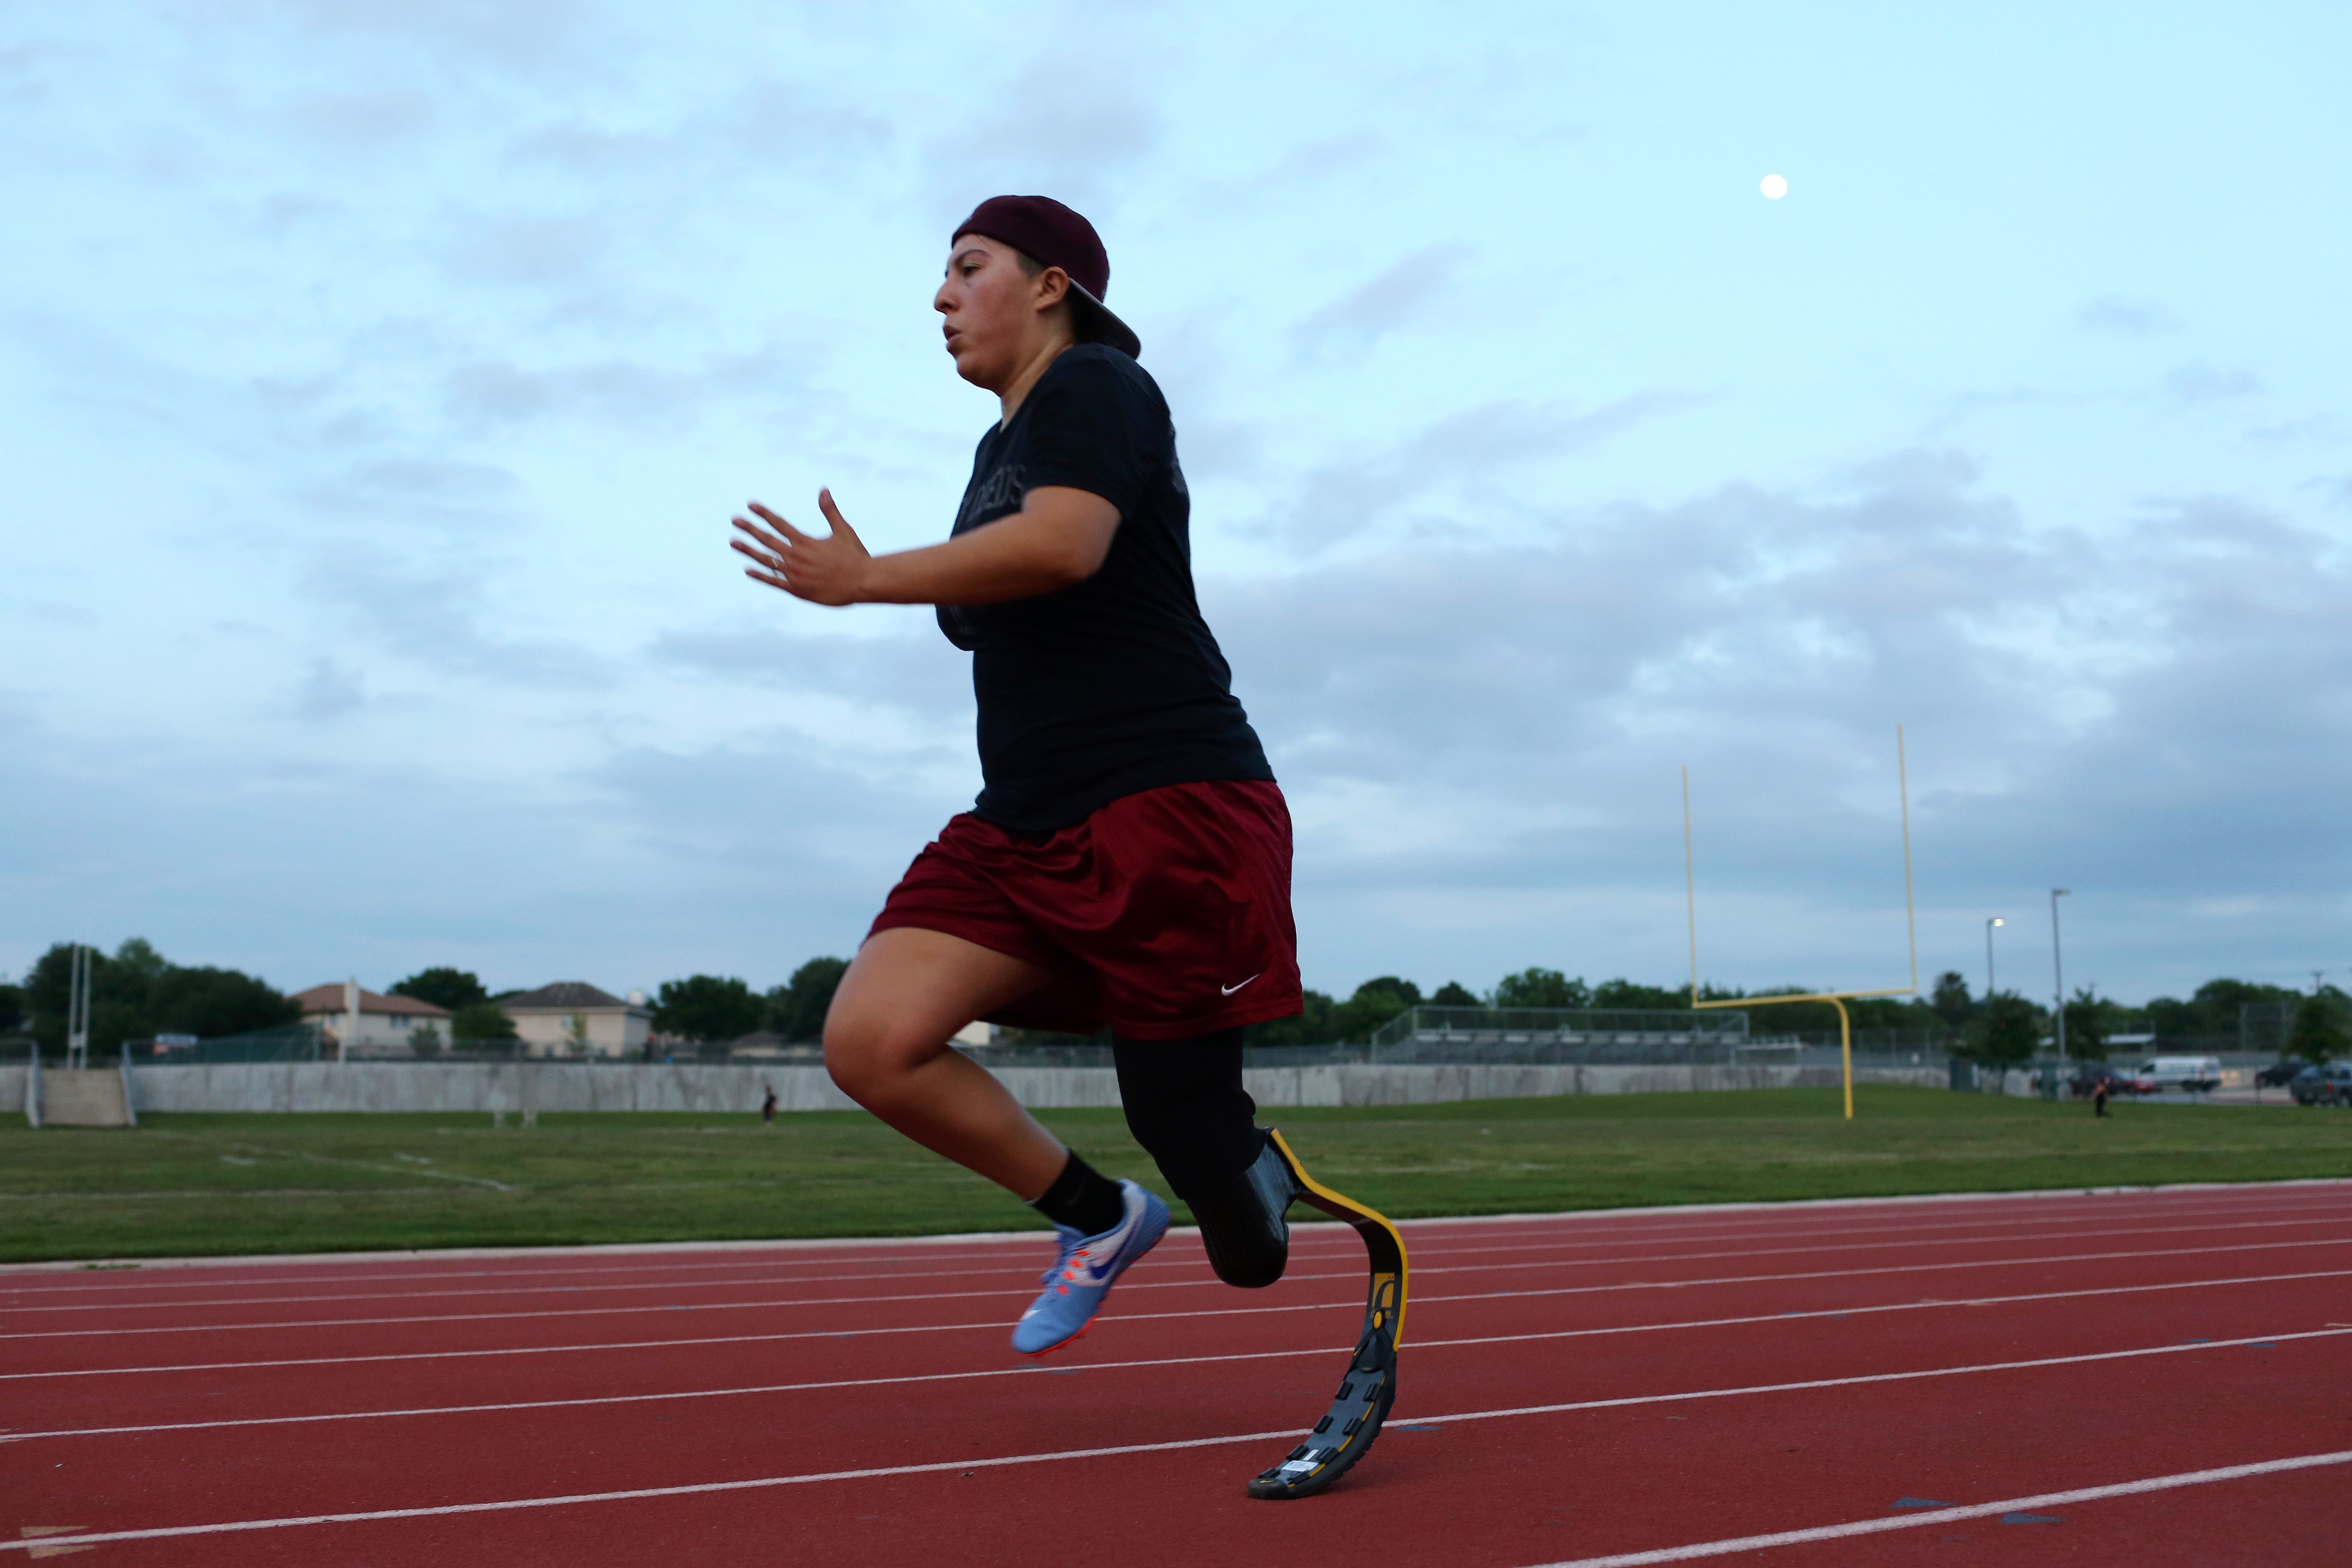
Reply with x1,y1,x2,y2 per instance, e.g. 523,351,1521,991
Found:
5,1,2347,1010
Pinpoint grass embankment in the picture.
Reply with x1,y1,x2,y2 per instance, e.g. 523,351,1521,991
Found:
3,1086,2345,1264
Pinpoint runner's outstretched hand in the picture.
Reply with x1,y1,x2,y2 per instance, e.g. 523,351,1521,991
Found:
733,490,869,606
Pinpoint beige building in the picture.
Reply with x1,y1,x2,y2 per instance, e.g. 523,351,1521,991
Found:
293,981,453,1058
499,982,654,1059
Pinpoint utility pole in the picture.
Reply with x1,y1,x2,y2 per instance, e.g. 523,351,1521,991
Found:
2051,889,2071,1064
1984,917,2004,999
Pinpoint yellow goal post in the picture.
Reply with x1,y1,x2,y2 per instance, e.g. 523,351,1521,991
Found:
1682,725,1920,1120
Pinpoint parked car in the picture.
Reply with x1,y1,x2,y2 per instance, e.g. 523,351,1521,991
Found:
2256,1060,2308,1088
2128,1055,2223,1094
2069,1065,2135,1099
2289,1065,2352,1106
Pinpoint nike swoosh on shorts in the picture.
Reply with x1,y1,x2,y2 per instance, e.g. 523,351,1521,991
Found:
1221,973,1261,996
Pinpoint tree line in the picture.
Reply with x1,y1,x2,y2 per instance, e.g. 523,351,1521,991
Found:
1248,966,2349,1060
383,960,856,1049
6,940,298,1055
637,961,849,1045
8,941,2342,1064
1922,972,2348,1066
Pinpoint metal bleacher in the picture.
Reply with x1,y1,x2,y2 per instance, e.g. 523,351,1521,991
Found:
1358,1004,1759,1066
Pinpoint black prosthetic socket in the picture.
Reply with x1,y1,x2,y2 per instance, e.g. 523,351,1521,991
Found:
1186,1135,1298,1288
1030,1149,1124,1237
1110,1029,1262,1196
1112,1029,1293,1288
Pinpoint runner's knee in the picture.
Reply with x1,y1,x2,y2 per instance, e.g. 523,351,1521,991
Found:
822,1011,945,1110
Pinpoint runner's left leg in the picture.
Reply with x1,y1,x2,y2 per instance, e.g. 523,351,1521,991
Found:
824,925,1069,1197
826,925,1167,1355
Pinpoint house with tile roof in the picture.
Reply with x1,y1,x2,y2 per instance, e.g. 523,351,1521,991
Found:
293,981,453,1058
498,982,653,1058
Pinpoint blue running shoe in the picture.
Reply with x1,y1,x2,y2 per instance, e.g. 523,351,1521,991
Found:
1011,1179,1169,1357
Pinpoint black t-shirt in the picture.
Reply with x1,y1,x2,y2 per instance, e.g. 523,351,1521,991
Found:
938,344,1272,833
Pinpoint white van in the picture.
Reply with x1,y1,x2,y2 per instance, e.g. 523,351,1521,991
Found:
2131,1056,2222,1094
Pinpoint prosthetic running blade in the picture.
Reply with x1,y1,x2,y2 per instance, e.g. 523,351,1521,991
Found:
1245,1127,1408,1501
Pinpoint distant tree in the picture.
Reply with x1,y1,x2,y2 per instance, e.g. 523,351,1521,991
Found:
2188,977,2303,1038
451,1003,519,1044
147,966,298,1039
27,942,112,1051
1244,990,1335,1048
392,968,490,1012
408,1022,444,1059
1493,968,1590,1010
111,937,170,987
1590,978,1687,1010
2060,986,2116,1060
1972,993,2041,1065
0,983,24,1034
764,958,850,1041
2287,989,2351,1064
22,939,290,1052
1329,977,1420,1043
655,975,763,1043
1429,981,1480,1007
1930,971,1973,1029
2144,994,2195,1039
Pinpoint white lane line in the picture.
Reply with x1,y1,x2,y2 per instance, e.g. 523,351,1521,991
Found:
11,1190,2343,1308
11,1217,2344,1336
4,1332,2346,1555
8,1269,2344,1442
0,1250,1054,1300
1516,1450,2352,1567
18,1200,2340,1312
11,1249,2347,1385
9,1176,2341,1283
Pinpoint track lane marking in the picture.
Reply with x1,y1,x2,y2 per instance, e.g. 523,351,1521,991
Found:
5,1331,2346,1553
11,1219,2344,1336
8,1239,2343,1372
10,1177,2342,1288
16,1201,2343,1313
1515,1450,2352,1566
8,1269,2347,1442
14,1191,2337,1303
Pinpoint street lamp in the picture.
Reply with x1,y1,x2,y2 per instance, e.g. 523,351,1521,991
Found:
1984,917,2004,999
2051,889,2072,1064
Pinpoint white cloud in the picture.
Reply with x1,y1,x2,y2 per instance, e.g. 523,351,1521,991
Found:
2077,295,2181,335
1294,244,1473,357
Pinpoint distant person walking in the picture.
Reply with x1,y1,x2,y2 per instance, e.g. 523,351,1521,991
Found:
2092,1078,2110,1118
728,195,1405,1498
760,1086,778,1125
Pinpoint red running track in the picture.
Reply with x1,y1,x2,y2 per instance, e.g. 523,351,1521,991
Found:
4,1182,2350,1566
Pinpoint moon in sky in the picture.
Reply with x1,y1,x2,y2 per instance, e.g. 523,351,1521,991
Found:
1759,173,1789,199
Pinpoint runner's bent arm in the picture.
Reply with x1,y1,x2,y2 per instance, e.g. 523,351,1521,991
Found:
733,485,1118,607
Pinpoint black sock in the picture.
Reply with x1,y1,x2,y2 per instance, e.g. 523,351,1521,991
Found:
1031,1149,1126,1236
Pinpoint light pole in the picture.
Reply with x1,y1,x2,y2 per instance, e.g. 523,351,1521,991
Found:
1984,917,2004,999
2051,889,2071,1064
66,944,93,1070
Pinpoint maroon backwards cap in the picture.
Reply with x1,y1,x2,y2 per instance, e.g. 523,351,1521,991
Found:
952,194,1141,358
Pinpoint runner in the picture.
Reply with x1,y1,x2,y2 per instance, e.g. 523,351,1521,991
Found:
730,195,1403,1497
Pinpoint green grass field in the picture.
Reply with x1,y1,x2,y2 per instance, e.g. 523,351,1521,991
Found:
3,1086,2345,1264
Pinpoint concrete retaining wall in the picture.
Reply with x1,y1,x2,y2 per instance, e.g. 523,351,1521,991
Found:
67,1060,1948,1116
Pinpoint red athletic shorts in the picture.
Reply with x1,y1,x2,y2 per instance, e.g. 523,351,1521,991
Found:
868,779,1303,1041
